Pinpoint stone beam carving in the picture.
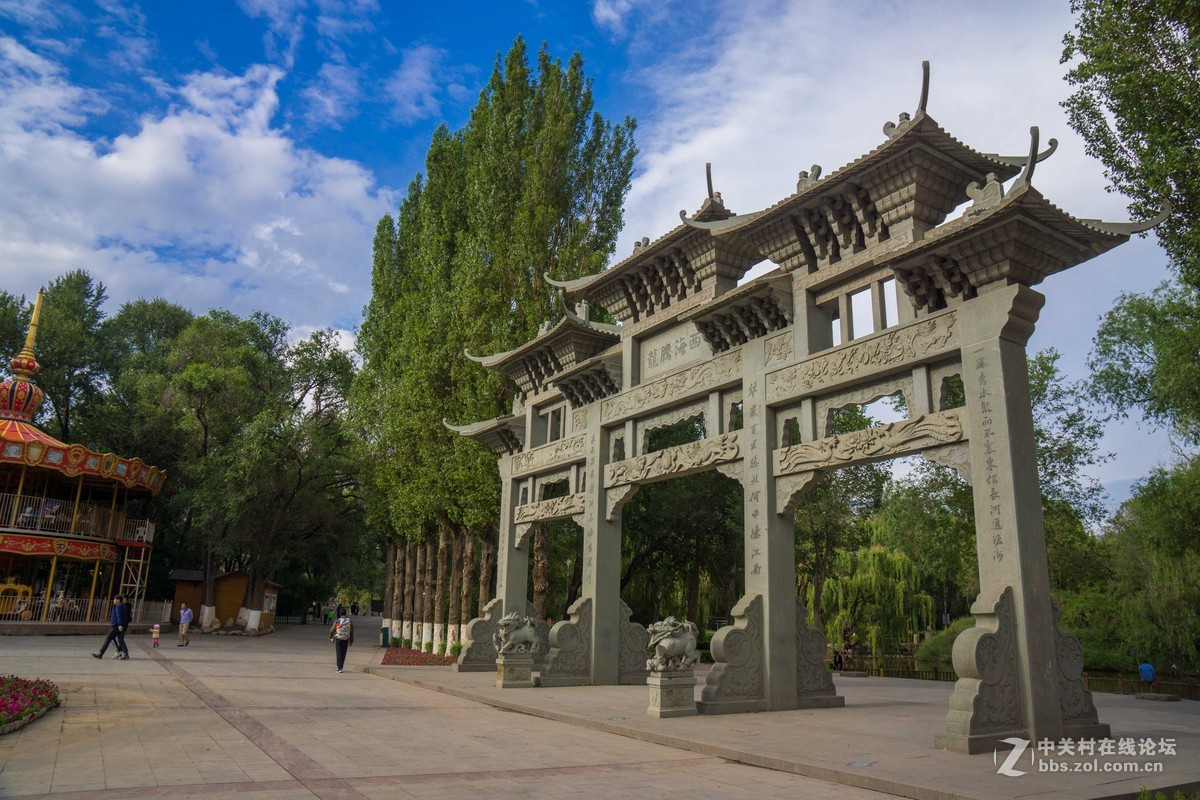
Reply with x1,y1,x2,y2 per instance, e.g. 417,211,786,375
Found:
774,410,963,477
618,599,651,685
923,442,972,483
637,400,706,452
605,484,640,522
540,596,593,687
944,585,1021,742
714,461,744,485
512,435,586,477
602,350,742,424
796,599,842,707
815,375,915,439
767,311,957,403
698,593,766,714
514,493,587,525
776,471,822,517
605,431,741,488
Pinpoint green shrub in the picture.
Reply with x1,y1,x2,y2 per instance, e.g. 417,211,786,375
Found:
1137,789,1200,800
402,638,413,649
424,641,433,653
437,642,447,656
449,642,463,658
915,616,976,666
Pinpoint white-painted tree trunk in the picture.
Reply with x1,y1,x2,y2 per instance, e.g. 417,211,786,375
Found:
200,605,217,630
433,623,445,654
422,622,433,648
243,608,261,633
402,619,412,642
390,620,402,640
381,616,392,637
459,622,469,644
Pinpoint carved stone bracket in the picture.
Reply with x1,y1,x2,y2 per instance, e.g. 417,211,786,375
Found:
767,311,957,403
618,599,650,685
776,471,822,516
774,410,964,477
540,596,593,687
1052,601,1106,732
605,484,640,522
454,598,502,673
940,584,1022,751
796,599,843,707
923,442,972,484
602,350,742,424
512,435,587,477
714,461,744,485
606,431,741,488
698,593,766,714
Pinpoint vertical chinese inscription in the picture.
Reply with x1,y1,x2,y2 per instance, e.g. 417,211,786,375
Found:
747,380,762,578
975,349,1004,564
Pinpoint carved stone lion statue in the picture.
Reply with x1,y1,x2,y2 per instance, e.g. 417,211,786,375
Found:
645,616,700,672
493,612,539,655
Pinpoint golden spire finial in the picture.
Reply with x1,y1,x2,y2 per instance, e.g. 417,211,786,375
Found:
11,290,43,379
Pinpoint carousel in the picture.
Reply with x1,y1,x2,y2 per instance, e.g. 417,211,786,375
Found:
0,292,165,624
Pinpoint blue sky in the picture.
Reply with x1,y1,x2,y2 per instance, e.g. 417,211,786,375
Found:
0,0,1180,499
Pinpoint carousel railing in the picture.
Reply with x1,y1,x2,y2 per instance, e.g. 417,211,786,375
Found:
1,594,172,623
0,491,152,543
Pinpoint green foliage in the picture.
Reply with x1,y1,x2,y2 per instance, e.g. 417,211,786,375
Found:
449,641,463,658
402,638,413,649
33,270,110,442
1090,281,1200,446
423,641,433,654
1137,788,1200,800
816,525,935,656
1062,0,1200,284
914,616,976,667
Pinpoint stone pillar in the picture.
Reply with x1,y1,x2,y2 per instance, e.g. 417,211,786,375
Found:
936,283,1109,753
494,456,529,620
583,408,622,686
700,338,795,713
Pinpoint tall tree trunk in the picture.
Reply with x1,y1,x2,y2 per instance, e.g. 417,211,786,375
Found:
433,526,449,654
448,529,463,648
390,539,405,640
460,532,475,638
478,524,496,608
532,522,550,621
686,557,701,625
412,537,425,647
200,542,216,629
382,538,396,630
402,537,415,643
422,536,435,648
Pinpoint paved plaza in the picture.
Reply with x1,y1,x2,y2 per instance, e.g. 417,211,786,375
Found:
2,618,1198,800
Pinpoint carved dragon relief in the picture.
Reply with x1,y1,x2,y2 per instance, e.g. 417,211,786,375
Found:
512,435,587,477
602,350,742,424
774,411,964,477
765,331,794,366
767,312,957,403
605,431,741,488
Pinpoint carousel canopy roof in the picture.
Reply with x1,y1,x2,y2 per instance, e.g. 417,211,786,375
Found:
0,291,166,495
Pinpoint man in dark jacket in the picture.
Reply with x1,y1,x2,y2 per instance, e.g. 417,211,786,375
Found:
93,595,132,660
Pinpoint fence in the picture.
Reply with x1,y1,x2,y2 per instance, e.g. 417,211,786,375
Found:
0,491,153,542
1,595,173,624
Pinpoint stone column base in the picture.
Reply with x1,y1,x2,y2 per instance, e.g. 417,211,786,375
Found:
648,671,697,718
496,653,535,689
453,663,495,673
538,674,590,687
796,694,845,709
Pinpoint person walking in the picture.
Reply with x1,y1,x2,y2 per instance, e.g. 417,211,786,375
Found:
92,595,130,660
329,606,354,673
117,596,133,658
177,602,193,646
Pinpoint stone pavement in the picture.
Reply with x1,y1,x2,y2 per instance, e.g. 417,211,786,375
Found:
1,617,895,799
369,661,1200,800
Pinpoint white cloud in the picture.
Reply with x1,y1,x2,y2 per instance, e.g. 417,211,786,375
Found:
0,0,68,28
613,0,1174,484
385,44,446,124
237,0,307,68
0,42,394,336
591,0,641,37
301,61,362,128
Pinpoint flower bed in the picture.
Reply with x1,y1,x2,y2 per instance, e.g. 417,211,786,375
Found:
381,645,457,666
0,675,60,734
